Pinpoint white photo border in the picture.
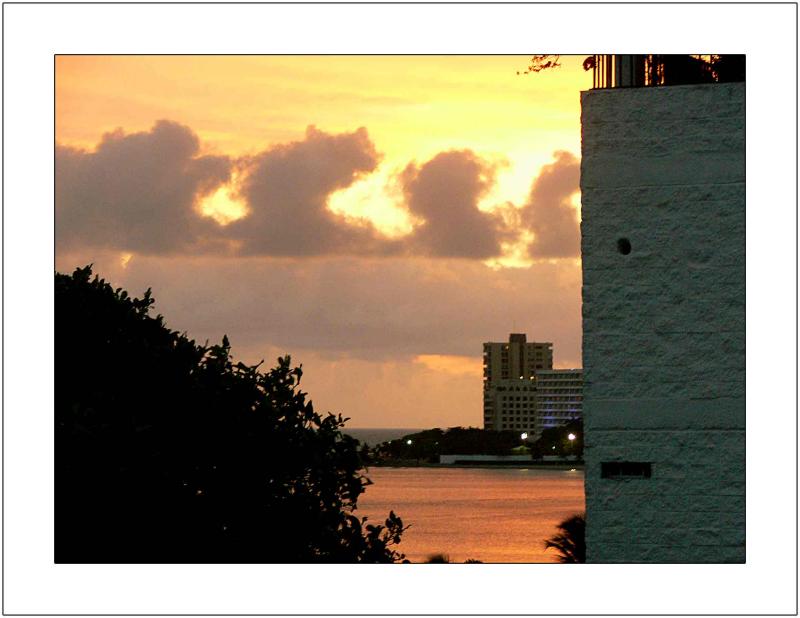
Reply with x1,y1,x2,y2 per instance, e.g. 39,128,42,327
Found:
3,2,797,615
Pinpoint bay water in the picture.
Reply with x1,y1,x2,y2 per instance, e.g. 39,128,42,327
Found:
356,466,585,563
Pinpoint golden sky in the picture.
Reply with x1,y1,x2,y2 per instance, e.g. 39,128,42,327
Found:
56,56,589,427
57,55,589,238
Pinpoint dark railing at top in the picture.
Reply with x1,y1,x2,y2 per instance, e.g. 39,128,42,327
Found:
590,54,745,89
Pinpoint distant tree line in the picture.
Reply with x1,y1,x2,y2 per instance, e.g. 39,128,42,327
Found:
529,419,583,459
372,427,519,463
369,421,583,464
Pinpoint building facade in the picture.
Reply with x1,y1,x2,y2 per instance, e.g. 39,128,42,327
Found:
535,369,583,432
482,333,552,383
483,333,550,433
581,60,745,562
482,378,538,433
482,334,581,435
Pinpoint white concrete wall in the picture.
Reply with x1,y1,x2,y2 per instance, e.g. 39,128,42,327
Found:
439,454,532,464
581,83,745,563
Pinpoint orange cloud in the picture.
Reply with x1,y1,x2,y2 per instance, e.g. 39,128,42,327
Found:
415,354,483,377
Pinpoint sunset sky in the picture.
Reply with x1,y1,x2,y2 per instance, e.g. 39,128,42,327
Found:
55,55,592,428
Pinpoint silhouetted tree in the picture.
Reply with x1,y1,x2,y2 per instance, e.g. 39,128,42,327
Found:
521,54,745,85
709,54,746,82
425,554,483,563
56,266,406,563
544,513,586,563
359,442,373,465
517,54,561,75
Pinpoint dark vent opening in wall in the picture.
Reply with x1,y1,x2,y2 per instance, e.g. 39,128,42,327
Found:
617,238,632,255
601,461,652,479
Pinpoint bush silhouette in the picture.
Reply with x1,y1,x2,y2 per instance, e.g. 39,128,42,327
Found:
425,554,483,563
543,513,585,563
56,266,406,563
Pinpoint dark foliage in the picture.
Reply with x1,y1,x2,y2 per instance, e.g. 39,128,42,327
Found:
529,418,583,459
375,427,522,462
657,54,746,85
56,266,406,563
517,54,561,75
521,54,745,85
425,554,483,563
544,513,586,563
438,427,522,456
710,54,746,83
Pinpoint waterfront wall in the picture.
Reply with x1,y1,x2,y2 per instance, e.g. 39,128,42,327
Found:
581,83,745,562
438,454,533,464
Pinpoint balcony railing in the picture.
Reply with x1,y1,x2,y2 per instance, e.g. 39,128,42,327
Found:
591,54,745,89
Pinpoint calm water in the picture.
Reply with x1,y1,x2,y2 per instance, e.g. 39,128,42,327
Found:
357,466,585,563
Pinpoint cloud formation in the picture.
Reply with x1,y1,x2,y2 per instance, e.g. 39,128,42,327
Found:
231,125,400,256
56,120,232,254
55,245,582,427
56,251,581,367
519,150,581,258
400,150,509,258
56,120,580,262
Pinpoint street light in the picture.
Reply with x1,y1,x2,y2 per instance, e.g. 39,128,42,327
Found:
567,433,576,459
406,439,413,445
520,432,528,441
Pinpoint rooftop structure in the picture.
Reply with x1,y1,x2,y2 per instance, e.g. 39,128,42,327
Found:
589,54,745,89
482,333,552,384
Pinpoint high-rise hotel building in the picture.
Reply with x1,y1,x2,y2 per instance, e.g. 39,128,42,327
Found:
483,333,553,382
535,369,583,431
482,334,581,435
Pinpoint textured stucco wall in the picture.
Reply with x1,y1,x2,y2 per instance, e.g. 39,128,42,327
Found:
581,83,745,563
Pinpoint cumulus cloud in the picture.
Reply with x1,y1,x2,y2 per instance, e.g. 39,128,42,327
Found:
230,125,402,256
400,150,509,258
57,120,580,262
56,120,232,254
520,150,580,258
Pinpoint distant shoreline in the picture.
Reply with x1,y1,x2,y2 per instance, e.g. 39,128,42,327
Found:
367,462,585,470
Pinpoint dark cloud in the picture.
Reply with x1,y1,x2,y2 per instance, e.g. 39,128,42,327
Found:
230,125,401,256
56,251,581,367
520,150,580,258
56,120,232,254
400,150,509,258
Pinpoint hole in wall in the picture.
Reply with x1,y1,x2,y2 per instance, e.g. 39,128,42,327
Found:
601,461,651,479
617,238,632,255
